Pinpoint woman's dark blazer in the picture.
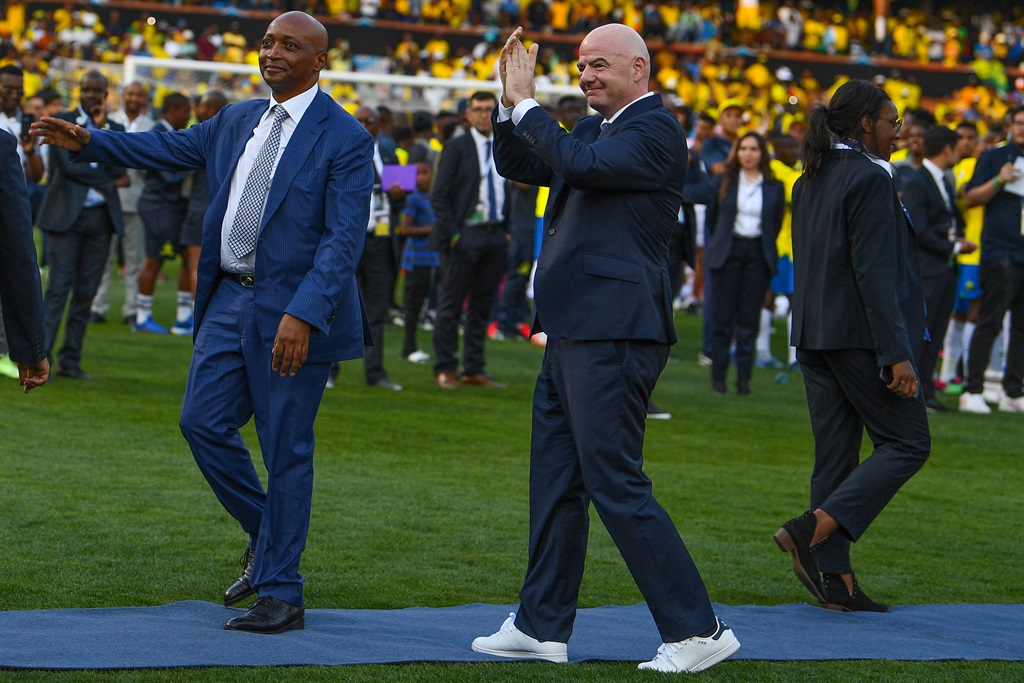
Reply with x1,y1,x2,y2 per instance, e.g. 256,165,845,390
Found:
704,173,785,273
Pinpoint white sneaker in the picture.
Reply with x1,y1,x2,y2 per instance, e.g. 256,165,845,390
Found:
998,395,1024,413
406,350,431,364
638,617,740,674
959,392,992,414
471,612,567,663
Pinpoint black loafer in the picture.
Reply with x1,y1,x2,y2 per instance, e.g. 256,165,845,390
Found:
820,573,889,612
224,596,304,634
224,547,256,607
774,510,825,602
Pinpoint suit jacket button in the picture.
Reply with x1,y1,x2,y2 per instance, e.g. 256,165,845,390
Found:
548,228,555,235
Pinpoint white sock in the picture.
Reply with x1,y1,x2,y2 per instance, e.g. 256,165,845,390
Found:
940,318,964,383
756,308,773,360
176,291,194,323
962,321,976,371
137,295,153,324
787,311,797,365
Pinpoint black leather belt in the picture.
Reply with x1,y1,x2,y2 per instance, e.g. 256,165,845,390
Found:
466,221,503,230
222,271,255,287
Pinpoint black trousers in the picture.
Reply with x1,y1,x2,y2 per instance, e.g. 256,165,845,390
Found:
496,224,534,335
798,347,930,574
916,268,959,400
515,338,716,644
432,225,506,376
356,234,395,384
965,258,1024,398
43,206,114,371
708,237,772,384
402,266,432,357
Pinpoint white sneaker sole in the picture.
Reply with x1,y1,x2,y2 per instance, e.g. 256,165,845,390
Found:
688,636,741,673
638,633,740,674
471,643,567,663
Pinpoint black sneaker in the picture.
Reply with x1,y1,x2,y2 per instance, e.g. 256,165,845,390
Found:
820,573,889,612
774,510,825,602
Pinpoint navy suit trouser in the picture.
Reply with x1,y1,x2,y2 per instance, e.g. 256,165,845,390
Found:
708,237,772,385
179,279,330,607
432,225,506,376
357,234,396,384
43,206,114,371
916,268,958,401
515,338,717,644
798,348,930,575
965,258,1024,398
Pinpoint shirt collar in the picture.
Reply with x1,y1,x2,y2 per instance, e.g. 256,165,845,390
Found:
267,82,318,126
603,91,656,127
922,157,946,186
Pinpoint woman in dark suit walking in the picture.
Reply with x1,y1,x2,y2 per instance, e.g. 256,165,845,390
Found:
773,79,929,613
704,132,784,395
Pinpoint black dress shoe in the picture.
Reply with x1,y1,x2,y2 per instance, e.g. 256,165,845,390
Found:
736,381,751,396
56,367,92,380
925,397,949,413
712,380,727,396
773,510,825,602
89,312,107,324
820,572,889,612
224,596,304,634
224,547,256,606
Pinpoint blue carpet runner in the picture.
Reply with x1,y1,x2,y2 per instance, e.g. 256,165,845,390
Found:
1,602,1021,669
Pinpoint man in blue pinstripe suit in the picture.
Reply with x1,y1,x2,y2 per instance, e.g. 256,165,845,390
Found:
33,12,373,633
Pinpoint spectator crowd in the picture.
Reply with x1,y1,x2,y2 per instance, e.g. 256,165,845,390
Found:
0,2,1020,415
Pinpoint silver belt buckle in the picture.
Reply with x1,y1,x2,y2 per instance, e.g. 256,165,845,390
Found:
239,274,255,288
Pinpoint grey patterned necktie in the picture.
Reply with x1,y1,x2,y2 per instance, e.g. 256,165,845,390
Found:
227,104,289,258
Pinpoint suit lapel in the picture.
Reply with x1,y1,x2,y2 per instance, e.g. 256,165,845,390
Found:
261,92,327,230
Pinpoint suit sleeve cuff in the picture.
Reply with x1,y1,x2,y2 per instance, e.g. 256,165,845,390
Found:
511,99,540,126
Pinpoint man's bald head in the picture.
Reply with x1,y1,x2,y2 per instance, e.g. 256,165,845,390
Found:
271,11,328,52
577,23,650,118
260,11,329,101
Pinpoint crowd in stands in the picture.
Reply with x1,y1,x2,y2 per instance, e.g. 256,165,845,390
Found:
0,3,1020,413
47,0,1024,66
1,3,1022,138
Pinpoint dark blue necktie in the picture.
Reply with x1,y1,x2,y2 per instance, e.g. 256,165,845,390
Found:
485,139,497,223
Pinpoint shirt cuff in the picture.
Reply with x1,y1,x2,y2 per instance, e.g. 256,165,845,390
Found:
511,99,540,126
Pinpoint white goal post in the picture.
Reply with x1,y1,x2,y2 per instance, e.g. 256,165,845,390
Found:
122,55,584,113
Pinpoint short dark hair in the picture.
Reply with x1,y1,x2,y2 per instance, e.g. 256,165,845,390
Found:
697,112,716,126
470,90,497,104
0,65,23,79
955,121,978,134
924,126,958,158
80,70,109,90
161,92,191,115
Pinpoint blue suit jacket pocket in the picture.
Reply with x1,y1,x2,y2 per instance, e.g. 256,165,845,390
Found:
583,252,641,283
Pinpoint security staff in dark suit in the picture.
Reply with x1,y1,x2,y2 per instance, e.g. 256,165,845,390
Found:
775,79,930,613
902,125,976,412
351,105,405,391
472,25,739,674
704,132,784,395
36,70,127,380
0,129,48,392
430,90,509,389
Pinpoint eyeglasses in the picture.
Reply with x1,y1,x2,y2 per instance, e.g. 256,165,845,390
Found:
879,116,903,134
467,107,492,114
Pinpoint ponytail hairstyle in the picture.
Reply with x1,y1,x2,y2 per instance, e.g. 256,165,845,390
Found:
802,79,891,177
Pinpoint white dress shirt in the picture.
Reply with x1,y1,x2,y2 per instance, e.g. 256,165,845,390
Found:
733,172,764,238
221,83,319,273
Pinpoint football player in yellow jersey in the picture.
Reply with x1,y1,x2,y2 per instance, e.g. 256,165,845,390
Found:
938,122,984,394
757,134,802,370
